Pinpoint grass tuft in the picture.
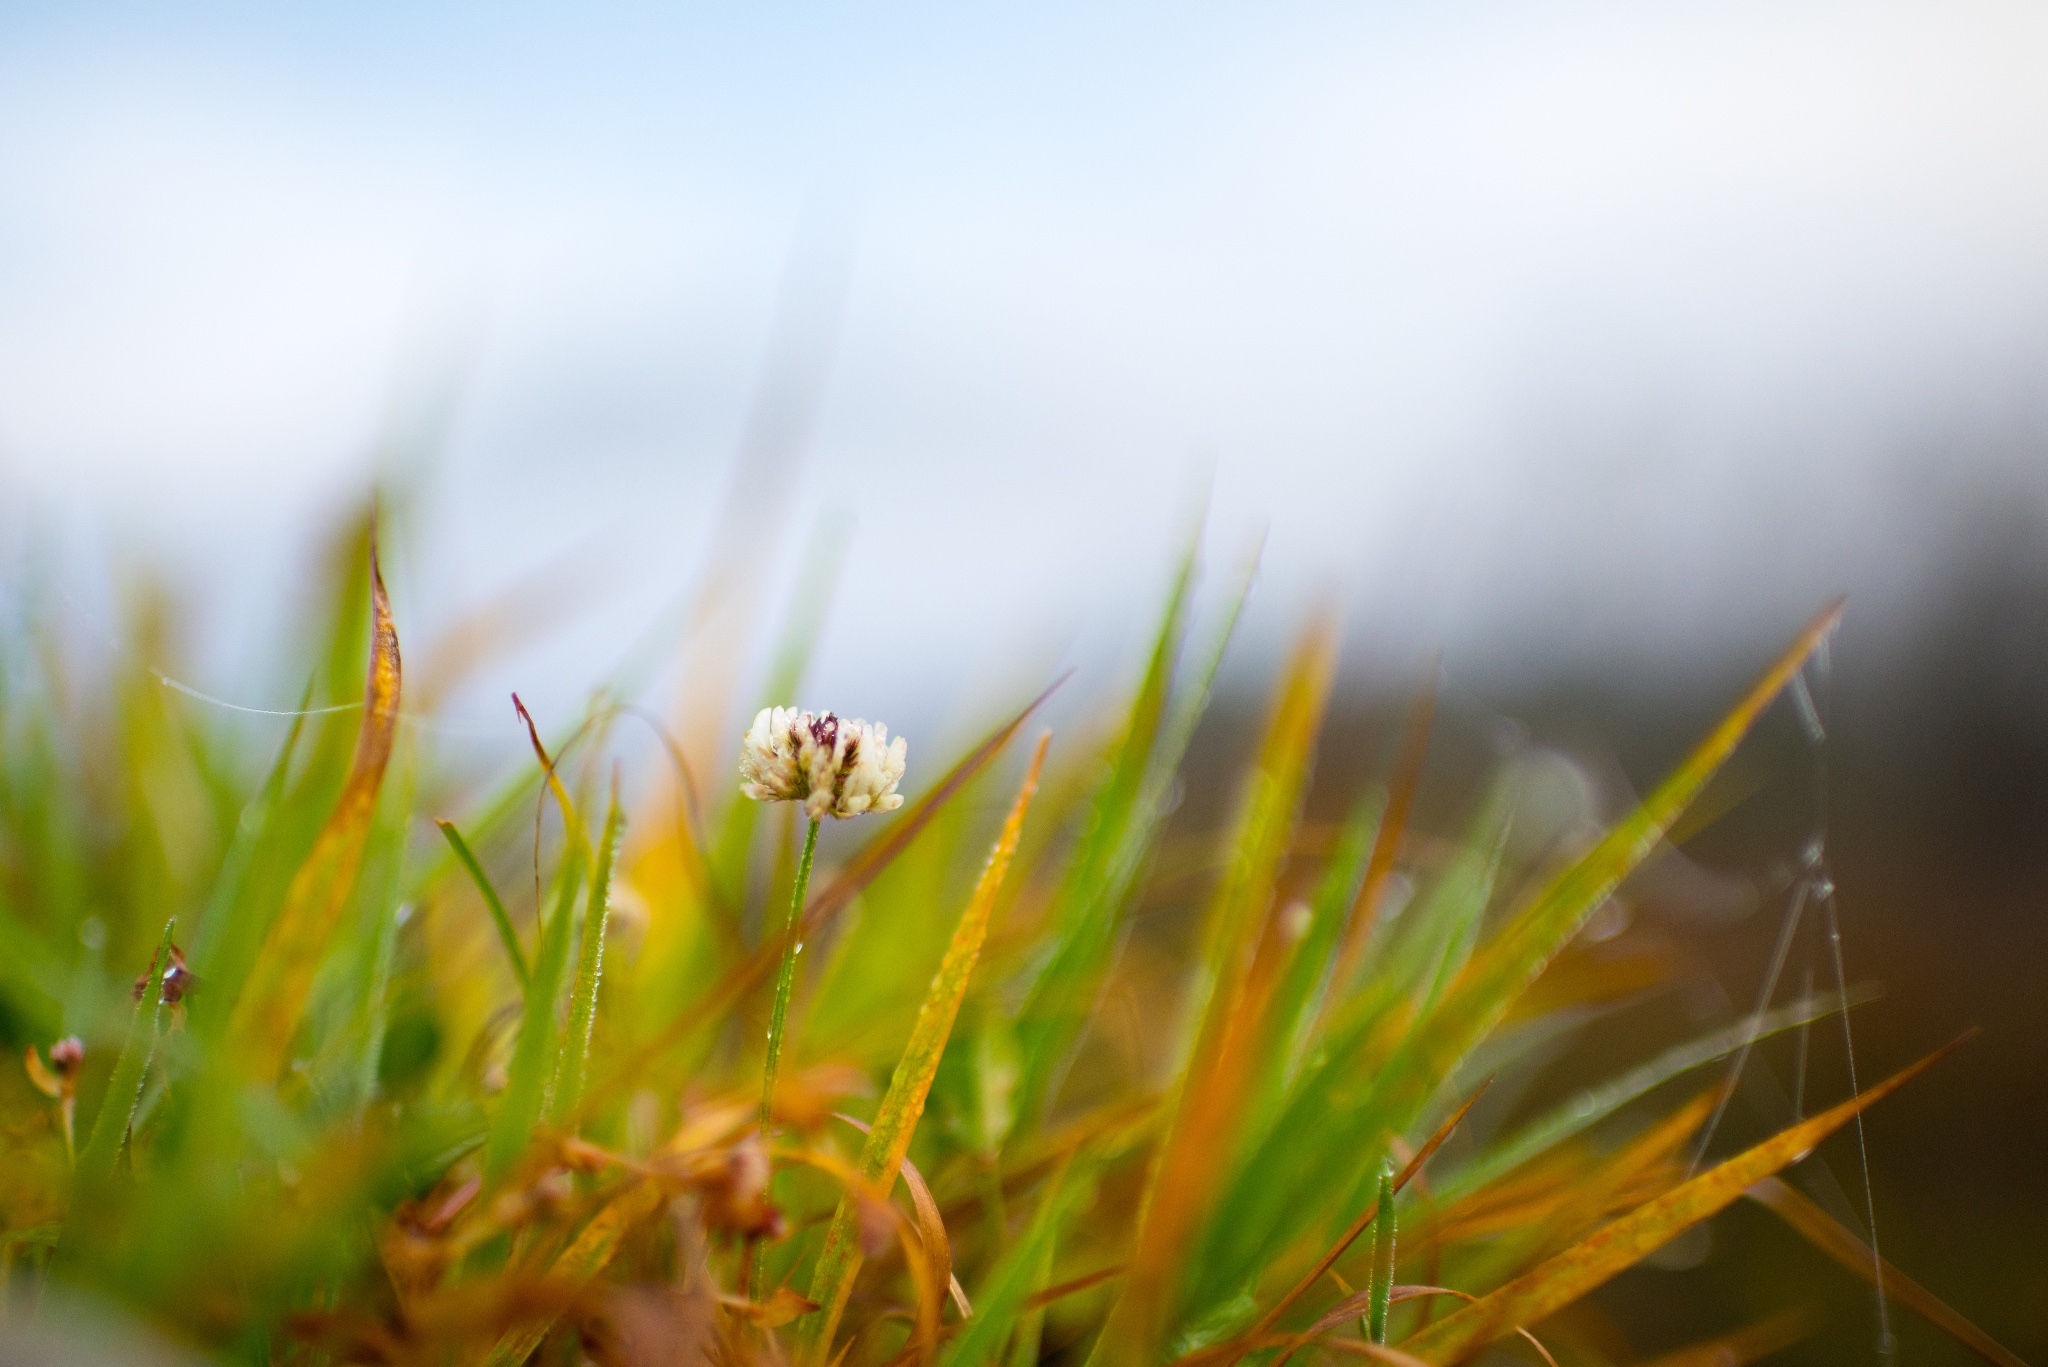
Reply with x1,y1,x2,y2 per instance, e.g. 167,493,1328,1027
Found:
0,520,2020,1367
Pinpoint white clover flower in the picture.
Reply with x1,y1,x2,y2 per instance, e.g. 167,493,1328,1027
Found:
739,707,908,821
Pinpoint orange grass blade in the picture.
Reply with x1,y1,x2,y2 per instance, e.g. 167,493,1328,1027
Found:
1745,1177,2028,1367
228,555,402,1080
806,734,1051,1361
1399,1032,1972,1365
1093,614,1339,1367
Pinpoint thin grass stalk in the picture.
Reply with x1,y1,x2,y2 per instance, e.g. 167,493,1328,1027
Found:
555,773,625,1127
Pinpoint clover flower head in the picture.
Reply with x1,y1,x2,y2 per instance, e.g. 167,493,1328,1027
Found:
739,706,908,821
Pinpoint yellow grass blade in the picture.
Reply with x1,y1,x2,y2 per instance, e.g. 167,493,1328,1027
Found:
1093,613,1339,1367
228,554,402,1080
1399,1032,1972,1365
805,733,1052,1363
1745,1177,2028,1367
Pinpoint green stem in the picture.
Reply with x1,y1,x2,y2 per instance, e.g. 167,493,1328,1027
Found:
754,815,819,1305
761,817,820,1132
1367,1157,1397,1345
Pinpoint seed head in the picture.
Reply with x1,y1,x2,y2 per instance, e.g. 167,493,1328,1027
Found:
739,707,907,821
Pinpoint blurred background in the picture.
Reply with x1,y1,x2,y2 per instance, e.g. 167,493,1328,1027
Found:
1,2,2043,1361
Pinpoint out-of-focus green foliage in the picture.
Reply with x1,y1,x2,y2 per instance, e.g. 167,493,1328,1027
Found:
0,507,2009,1367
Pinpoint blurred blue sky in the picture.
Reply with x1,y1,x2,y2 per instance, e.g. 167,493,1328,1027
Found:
4,2,2047,725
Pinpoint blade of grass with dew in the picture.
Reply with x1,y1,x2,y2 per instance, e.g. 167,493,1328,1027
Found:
1398,1033,1971,1365
1367,1159,1397,1344
74,918,177,1185
1437,987,1874,1204
227,558,402,1081
1745,1176,2027,1367
1011,526,1199,1126
806,733,1051,1360
487,851,583,1178
436,818,529,992
1092,613,1338,1367
1203,603,1844,1290
554,775,624,1128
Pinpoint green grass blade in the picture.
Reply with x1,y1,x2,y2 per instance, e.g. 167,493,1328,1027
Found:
1399,1033,1968,1365
488,850,583,1178
1252,791,1381,1119
76,918,177,1184
805,734,1050,1361
1013,522,1199,1123
187,679,313,980
1020,535,1259,1130
554,777,625,1127
436,818,528,991
945,1157,1096,1367
1366,1159,1396,1344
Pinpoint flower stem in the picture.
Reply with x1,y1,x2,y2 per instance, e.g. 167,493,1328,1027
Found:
761,817,821,1133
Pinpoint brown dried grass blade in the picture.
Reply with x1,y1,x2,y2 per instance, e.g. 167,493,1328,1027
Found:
1745,1177,2027,1367
228,554,401,1080
1399,1033,1973,1365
